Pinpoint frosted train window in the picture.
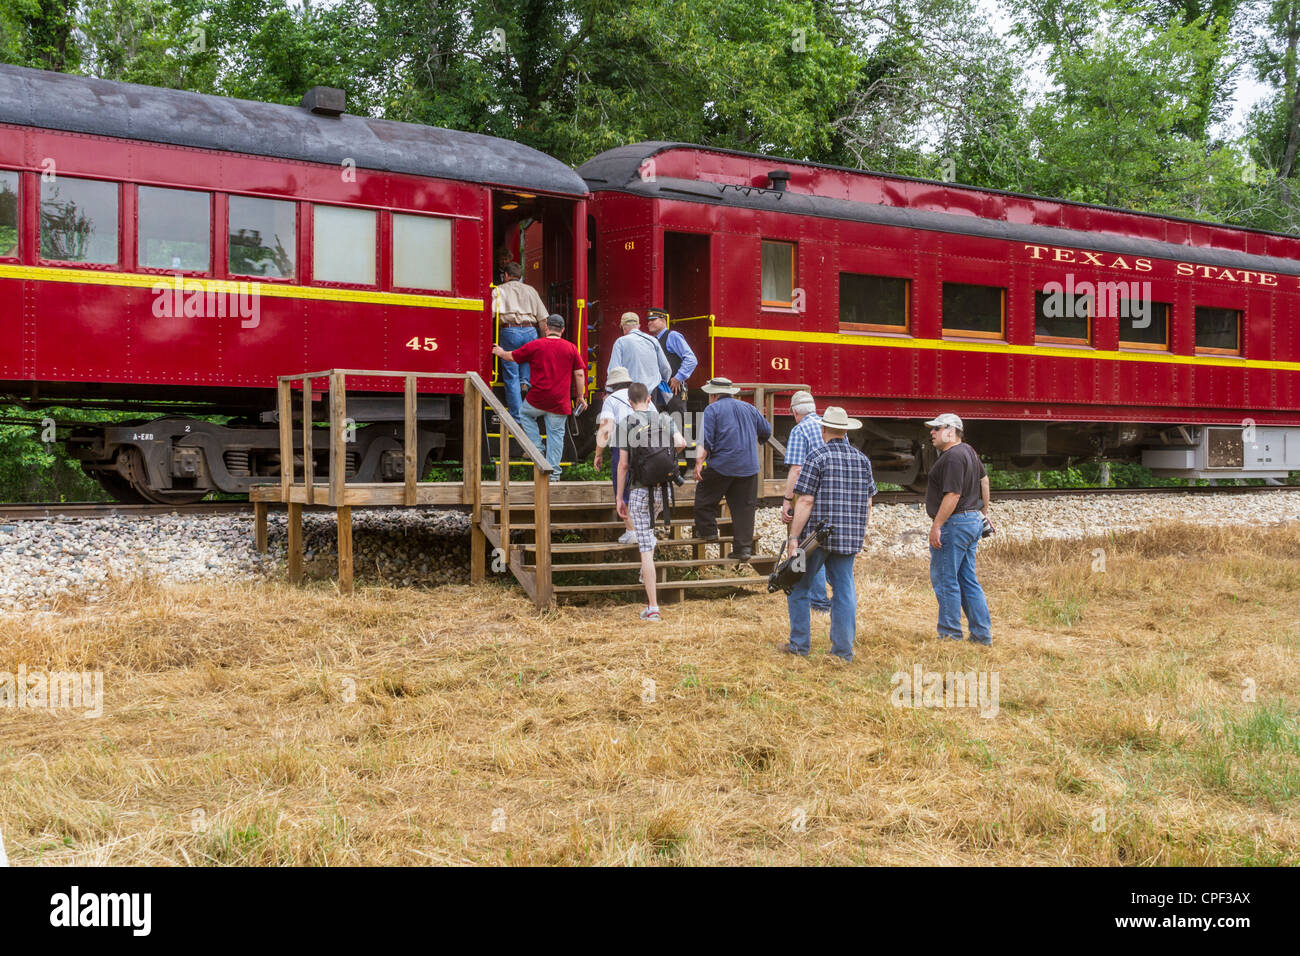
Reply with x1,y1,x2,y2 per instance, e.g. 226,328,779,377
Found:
138,186,211,272
393,213,452,291
313,204,376,285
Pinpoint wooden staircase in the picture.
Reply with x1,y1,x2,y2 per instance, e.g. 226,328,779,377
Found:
479,497,774,605
255,369,805,609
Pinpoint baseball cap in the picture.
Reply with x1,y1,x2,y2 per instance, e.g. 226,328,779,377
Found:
924,413,963,430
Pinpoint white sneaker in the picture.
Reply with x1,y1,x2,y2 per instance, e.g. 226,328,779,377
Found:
618,530,637,544
640,607,661,622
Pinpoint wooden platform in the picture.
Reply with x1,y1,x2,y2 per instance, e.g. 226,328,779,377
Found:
249,478,787,507
252,367,806,607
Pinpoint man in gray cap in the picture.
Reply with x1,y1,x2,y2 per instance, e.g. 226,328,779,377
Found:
693,377,771,561
492,313,587,480
924,412,993,645
781,390,831,612
784,406,876,662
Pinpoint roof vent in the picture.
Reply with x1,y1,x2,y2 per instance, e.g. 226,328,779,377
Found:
301,86,346,117
767,170,791,192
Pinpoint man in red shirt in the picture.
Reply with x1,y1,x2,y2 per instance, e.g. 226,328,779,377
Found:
492,313,587,481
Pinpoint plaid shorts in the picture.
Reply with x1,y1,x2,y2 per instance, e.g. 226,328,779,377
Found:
628,487,662,553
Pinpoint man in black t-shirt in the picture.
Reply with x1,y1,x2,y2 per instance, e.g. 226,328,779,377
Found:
924,413,993,645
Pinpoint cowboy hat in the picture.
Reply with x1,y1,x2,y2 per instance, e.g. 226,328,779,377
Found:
701,376,741,395
820,406,862,430
605,366,634,390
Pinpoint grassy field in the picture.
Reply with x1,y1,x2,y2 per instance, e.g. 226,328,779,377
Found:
1,522,1297,866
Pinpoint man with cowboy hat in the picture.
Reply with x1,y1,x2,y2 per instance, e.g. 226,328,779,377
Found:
693,376,771,562
594,366,638,542
783,406,876,662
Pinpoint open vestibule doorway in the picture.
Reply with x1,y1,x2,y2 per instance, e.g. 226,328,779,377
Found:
490,190,590,464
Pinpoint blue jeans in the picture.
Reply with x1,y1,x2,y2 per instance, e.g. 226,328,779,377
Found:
929,511,992,643
609,447,630,503
809,564,830,611
498,324,537,420
520,400,566,477
785,548,857,661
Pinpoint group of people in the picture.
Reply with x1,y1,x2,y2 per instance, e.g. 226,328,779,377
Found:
489,265,993,648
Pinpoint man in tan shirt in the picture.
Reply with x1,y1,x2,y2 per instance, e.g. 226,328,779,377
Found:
493,261,549,420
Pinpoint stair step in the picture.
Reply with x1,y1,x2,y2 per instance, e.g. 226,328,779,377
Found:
523,536,734,554
500,517,734,532
553,576,767,595
549,556,774,573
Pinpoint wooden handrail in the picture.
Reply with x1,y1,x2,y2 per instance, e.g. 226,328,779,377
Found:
731,381,811,392
463,371,553,473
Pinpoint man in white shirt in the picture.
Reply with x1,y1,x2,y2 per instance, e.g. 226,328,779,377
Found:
607,312,671,394
492,262,549,420
594,365,638,542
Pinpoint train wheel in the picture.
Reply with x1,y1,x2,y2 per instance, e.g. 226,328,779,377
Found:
83,463,150,504
905,440,937,494
120,448,210,505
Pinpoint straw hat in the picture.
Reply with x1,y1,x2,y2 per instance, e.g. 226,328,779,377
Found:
701,376,741,395
605,366,634,390
820,406,862,430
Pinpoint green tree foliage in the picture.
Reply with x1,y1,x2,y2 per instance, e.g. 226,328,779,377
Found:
0,407,111,501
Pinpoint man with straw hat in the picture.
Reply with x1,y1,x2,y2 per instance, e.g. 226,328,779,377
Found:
783,406,876,662
693,377,771,562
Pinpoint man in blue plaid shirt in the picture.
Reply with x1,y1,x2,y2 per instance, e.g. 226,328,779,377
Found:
783,406,876,662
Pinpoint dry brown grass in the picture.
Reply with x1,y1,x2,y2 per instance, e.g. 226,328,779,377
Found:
1,521,1297,866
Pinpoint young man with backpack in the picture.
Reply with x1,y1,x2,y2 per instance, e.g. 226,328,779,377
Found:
615,382,687,621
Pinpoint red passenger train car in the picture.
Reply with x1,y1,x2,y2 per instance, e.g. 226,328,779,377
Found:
0,63,588,502
579,143,1300,487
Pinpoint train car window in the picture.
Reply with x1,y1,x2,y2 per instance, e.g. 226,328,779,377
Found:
1195,306,1241,354
138,186,211,272
313,204,376,285
229,196,296,279
392,213,452,291
761,240,796,307
839,273,908,331
39,176,118,265
0,170,17,257
1034,291,1090,344
1119,302,1170,350
941,283,1004,338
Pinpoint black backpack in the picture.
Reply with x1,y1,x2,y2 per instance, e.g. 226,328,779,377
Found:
626,413,677,527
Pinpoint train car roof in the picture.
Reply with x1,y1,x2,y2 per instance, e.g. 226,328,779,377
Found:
0,63,589,198
579,142,1300,275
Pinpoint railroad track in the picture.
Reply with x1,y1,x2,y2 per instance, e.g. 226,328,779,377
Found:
0,483,1295,522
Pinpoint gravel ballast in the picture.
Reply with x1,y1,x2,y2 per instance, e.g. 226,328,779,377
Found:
1,491,1298,611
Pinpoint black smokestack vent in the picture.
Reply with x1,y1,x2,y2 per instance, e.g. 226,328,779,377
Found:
767,170,791,192
301,86,346,117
